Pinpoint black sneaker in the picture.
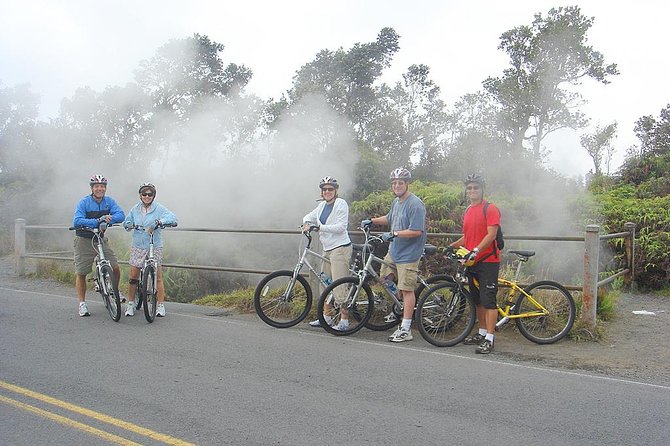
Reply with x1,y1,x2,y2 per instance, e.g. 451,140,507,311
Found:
463,333,485,345
475,339,494,354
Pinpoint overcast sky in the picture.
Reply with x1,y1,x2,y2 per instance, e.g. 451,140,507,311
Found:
1,0,668,177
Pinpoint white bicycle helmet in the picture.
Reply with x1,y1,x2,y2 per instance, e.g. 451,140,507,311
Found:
138,182,156,196
389,168,411,181
89,174,108,186
319,176,339,189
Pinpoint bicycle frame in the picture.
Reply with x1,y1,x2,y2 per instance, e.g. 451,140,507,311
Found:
88,227,113,297
454,252,551,328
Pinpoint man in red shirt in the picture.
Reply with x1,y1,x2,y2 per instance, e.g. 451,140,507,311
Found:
448,174,501,354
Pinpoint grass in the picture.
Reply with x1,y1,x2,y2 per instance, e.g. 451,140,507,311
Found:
193,287,256,313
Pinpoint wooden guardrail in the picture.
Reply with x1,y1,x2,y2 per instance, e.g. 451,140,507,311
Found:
13,219,636,328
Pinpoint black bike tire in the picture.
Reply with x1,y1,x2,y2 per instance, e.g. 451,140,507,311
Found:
136,285,144,310
253,270,312,328
100,265,121,322
515,280,576,344
142,267,157,323
415,282,475,347
317,277,373,336
365,274,456,331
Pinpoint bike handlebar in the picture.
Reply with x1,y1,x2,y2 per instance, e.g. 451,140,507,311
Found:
69,223,117,232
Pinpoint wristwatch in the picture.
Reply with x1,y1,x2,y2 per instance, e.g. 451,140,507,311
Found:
393,231,399,238
473,247,480,253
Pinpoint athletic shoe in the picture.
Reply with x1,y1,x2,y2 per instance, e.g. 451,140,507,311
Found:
125,302,135,317
78,302,90,317
156,303,166,317
331,320,350,331
389,328,413,342
388,327,402,341
463,333,485,345
383,313,398,323
476,339,494,354
309,319,322,327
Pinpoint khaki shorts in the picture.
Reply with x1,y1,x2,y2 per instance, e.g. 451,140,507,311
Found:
322,244,353,305
379,254,420,291
73,236,119,275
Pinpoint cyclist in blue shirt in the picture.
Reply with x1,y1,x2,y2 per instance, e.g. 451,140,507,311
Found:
72,174,125,317
364,168,426,342
123,183,178,317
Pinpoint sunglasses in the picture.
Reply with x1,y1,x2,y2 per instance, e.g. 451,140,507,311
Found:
391,181,406,186
321,187,336,192
141,192,154,197
466,185,481,191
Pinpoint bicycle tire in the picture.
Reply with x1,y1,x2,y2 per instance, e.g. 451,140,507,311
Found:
365,274,455,331
253,270,312,328
515,280,576,344
142,266,157,323
317,277,373,336
100,265,121,322
415,282,475,347
136,285,144,311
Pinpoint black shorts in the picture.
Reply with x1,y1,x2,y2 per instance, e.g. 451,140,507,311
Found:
466,262,500,310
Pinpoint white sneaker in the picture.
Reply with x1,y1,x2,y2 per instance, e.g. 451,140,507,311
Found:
78,302,90,317
389,328,413,343
331,320,350,331
125,302,135,316
309,317,333,327
388,327,402,341
156,303,166,317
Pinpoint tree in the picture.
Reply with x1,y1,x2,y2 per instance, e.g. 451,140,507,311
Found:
135,34,252,119
0,82,39,181
580,122,617,175
483,6,618,161
619,104,670,188
285,27,400,137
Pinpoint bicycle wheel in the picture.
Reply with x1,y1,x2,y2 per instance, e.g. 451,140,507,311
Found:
414,274,454,301
100,265,121,322
364,282,402,331
253,270,312,328
317,277,373,336
415,282,475,347
136,284,144,310
515,280,576,344
142,266,157,323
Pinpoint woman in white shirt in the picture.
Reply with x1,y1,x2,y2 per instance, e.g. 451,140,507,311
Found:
302,176,353,330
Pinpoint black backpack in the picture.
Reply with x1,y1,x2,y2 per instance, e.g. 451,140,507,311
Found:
483,202,504,251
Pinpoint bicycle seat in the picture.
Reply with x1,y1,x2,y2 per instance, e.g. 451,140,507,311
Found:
423,244,438,256
509,250,535,259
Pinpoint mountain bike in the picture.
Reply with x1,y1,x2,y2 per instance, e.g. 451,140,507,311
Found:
128,222,177,322
415,249,576,347
69,223,121,322
316,224,452,336
254,225,345,328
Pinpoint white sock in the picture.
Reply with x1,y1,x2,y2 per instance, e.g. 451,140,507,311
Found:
485,333,494,343
401,319,412,331
478,328,487,336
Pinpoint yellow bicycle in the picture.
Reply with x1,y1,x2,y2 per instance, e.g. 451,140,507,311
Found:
415,249,576,347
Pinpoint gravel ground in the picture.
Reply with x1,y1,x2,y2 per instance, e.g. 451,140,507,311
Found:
3,255,669,386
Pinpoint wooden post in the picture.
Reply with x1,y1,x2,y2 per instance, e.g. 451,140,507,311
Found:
623,222,636,291
581,224,600,329
15,219,26,277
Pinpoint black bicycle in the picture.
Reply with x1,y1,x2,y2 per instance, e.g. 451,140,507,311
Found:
69,223,121,322
129,222,177,322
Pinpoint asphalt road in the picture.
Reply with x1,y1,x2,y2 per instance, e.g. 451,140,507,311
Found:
1,286,668,445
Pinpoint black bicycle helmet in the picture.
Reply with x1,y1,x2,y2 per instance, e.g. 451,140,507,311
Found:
389,167,411,181
463,173,485,187
138,182,156,196
319,176,339,189
89,174,108,186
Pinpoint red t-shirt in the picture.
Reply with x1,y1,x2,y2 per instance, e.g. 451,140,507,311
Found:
462,200,501,263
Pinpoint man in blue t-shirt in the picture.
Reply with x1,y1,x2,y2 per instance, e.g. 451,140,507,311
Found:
72,174,125,317
363,168,426,342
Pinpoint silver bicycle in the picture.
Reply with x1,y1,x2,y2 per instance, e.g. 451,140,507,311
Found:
253,225,344,328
